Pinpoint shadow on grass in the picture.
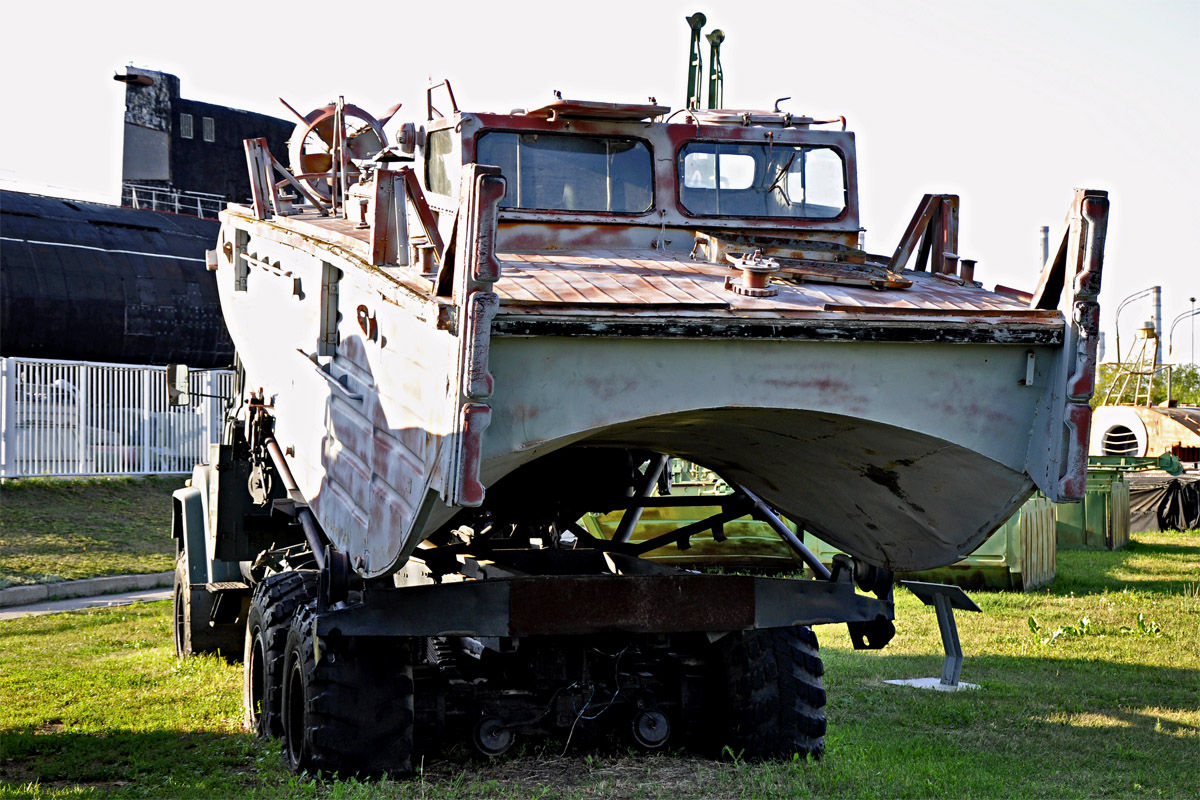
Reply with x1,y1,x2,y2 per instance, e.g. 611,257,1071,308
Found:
4,651,1198,799
0,729,274,797
0,728,724,799
1123,538,1200,558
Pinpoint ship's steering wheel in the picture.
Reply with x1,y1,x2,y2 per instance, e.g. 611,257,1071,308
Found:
286,103,389,201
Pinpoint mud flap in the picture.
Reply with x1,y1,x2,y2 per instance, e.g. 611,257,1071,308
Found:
173,486,209,586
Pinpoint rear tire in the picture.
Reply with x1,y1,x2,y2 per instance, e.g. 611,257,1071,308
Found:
243,571,318,737
173,554,244,661
281,602,415,778
716,625,826,760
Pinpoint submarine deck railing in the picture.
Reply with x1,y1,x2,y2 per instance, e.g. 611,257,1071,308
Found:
121,184,226,220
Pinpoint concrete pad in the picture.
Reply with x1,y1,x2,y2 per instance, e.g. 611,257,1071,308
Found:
885,678,980,692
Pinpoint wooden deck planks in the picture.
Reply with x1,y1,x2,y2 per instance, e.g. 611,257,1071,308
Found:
272,215,1049,322
492,249,1050,321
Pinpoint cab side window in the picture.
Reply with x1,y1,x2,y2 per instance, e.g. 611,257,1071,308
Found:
425,129,460,198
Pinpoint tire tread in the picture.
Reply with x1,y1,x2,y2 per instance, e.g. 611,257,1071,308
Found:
718,625,826,760
281,601,415,778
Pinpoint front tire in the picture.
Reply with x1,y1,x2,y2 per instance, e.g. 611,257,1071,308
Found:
173,554,244,660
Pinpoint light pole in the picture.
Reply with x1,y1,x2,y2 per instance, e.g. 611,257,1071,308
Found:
1168,308,1200,361
1114,287,1160,365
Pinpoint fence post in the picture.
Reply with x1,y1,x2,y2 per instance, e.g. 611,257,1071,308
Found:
202,371,213,463
77,363,89,474
0,358,13,478
141,369,152,474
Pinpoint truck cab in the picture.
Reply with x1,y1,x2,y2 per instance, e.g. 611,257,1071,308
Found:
419,99,860,257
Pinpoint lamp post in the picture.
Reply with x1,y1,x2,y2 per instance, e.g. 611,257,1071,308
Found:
1168,308,1200,361
1114,287,1160,365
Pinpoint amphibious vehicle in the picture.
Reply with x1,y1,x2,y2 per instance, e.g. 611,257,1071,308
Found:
170,61,1107,775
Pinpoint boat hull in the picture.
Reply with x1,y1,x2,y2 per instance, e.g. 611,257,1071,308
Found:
212,183,1105,580
475,336,1047,571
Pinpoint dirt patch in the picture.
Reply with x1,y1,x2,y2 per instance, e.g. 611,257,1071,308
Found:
0,759,42,789
421,752,728,798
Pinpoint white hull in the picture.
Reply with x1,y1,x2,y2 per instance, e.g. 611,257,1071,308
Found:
212,107,1106,581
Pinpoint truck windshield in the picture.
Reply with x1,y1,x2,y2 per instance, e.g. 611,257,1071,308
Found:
476,132,653,213
678,142,846,219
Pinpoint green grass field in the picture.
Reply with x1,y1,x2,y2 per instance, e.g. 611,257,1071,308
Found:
0,478,181,589
1,531,1196,799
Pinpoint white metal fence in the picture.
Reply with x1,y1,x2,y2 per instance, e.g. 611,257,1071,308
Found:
0,357,234,479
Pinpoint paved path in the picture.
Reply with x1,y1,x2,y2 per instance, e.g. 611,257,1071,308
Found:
0,572,174,620
0,587,172,620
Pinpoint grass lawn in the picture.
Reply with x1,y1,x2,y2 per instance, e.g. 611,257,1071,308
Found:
0,478,182,589
1,531,1196,799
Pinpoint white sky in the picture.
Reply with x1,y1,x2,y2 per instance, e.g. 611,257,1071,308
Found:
4,0,1197,362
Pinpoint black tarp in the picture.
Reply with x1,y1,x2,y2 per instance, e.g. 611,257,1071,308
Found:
1128,473,1200,532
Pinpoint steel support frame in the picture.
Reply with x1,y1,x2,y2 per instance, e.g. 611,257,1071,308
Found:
900,580,981,689
563,479,832,581
933,593,964,687
613,454,672,543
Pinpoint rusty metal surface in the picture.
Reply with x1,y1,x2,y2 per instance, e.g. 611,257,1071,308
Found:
508,574,755,635
524,99,671,121
495,251,730,308
314,572,892,638
1154,407,1200,437
1038,190,1109,500
456,112,862,235
216,178,1087,577
235,105,1062,334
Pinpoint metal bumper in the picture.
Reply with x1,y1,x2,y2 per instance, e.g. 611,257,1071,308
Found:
315,573,892,638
